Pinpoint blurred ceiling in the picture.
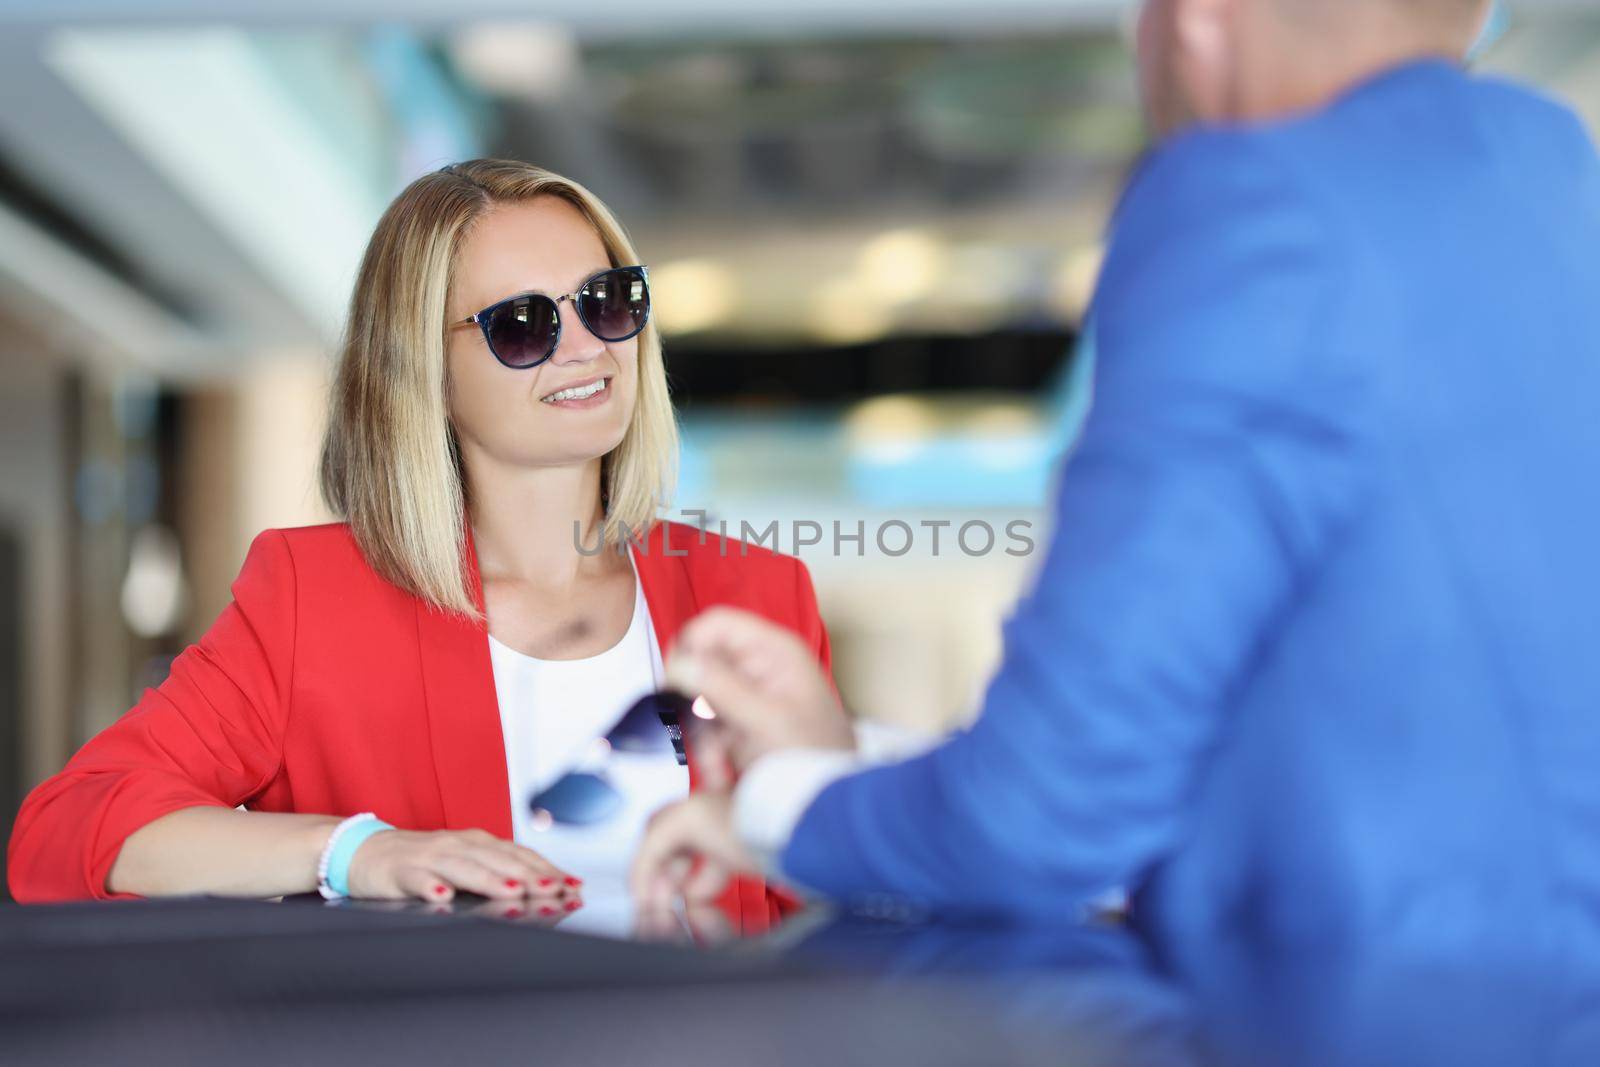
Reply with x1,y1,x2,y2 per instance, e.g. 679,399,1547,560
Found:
2,0,1595,30
0,1,1597,382
0,1,1128,34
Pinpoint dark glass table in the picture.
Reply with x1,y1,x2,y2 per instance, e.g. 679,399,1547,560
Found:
2,890,1593,1067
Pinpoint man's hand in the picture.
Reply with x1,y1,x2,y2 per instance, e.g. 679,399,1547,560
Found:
632,607,854,913
666,606,854,772
630,792,757,911
633,895,736,948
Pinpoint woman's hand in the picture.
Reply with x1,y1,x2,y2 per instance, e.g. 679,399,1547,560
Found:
456,894,583,925
346,827,582,905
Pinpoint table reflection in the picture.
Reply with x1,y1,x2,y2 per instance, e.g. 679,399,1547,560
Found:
309,882,1600,1067
788,912,1600,1067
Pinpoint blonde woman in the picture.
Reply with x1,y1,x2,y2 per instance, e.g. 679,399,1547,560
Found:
8,160,829,934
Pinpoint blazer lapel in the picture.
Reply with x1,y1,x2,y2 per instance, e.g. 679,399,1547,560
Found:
631,521,700,662
631,522,707,790
414,523,514,837
415,521,702,836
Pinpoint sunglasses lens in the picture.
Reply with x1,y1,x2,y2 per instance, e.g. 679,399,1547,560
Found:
485,294,559,368
609,692,687,753
529,772,622,826
578,268,650,341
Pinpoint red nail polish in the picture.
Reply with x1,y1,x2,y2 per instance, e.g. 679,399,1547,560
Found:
539,905,557,916
564,899,581,912
537,877,554,888
433,884,448,896
564,876,583,887
505,879,521,889
504,907,524,919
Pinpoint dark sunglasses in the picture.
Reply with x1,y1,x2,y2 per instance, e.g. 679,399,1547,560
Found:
527,690,691,828
450,265,651,370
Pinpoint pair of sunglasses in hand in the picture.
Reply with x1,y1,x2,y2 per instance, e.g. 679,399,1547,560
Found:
526,690,697,828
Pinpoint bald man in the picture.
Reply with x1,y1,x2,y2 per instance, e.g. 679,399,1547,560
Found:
635,0,1600,977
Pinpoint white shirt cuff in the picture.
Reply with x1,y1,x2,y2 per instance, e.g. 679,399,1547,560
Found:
733,747,863,878
732,719,940,880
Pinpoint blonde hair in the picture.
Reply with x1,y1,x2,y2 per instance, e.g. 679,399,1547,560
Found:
319,159,677,617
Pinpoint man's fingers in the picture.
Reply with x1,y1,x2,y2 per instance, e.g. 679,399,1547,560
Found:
631,798,738,912
668,607,809,694
684,652,779,732
662,854,693,896
684,901,736,947
684,855,733,903
634,903,689,944
676,606,798,662
689,720,735,791
631,794,757,920
630,803,691,907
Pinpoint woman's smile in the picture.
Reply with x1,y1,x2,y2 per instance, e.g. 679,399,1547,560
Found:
540,375,612,408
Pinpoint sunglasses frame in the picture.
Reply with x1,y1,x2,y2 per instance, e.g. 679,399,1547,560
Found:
449,264,651,370
525,689,691,828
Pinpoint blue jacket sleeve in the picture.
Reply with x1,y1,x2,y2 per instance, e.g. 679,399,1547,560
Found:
780,132,1373,917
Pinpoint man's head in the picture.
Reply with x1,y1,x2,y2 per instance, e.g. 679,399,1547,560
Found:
1135,0,1493,137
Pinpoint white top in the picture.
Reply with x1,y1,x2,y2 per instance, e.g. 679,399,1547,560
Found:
489,554,687,934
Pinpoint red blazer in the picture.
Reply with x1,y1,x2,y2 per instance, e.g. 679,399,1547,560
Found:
7,520,830,932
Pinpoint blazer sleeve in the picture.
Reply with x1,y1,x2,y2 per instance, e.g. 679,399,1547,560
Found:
791,555,834,677
7,530,298,902
776,133,1372,917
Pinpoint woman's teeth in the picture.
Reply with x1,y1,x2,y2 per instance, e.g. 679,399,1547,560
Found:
542,378,607,403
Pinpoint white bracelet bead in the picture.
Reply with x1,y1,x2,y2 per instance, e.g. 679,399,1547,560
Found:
316,812,380,901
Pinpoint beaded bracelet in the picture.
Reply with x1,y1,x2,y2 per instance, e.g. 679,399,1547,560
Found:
316,812,394,900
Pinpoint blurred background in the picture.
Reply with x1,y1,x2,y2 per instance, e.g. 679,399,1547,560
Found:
0,0,1597,889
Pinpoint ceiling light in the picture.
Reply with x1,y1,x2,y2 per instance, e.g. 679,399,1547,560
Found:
650,257,736,335
448,22,579,102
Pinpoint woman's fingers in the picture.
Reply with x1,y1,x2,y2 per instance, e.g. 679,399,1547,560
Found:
437,845,583,903
533,899,581,924
500,840,584,895
468,897,529,920
462,827,570,874
345,827,585,903
466,895,578,925
394,864,456,903
424,853,519,899
467,842,575,899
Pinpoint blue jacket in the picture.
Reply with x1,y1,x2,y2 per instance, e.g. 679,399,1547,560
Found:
781,60,1600,976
